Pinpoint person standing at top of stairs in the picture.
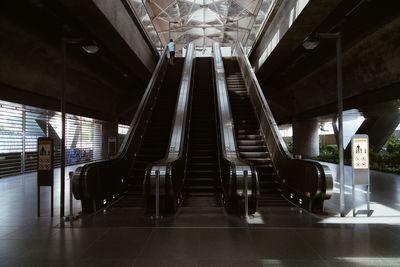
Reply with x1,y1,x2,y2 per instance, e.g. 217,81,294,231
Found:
167,39,175,65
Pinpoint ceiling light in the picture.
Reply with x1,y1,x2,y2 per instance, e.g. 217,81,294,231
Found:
82,44,100,54
302,40,320,50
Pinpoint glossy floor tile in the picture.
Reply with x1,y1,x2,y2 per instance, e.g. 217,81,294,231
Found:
0,166,400,266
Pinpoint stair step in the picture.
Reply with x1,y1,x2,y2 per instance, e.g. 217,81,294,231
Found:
238,145,267,152
237,135,262,140
240,151,269,158
238,140,265,146
187,170,218,178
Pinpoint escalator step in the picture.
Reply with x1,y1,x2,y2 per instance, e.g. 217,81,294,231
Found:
223,58,294,208
237,134,262,140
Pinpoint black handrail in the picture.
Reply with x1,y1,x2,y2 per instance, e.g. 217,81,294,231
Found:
144,43,195,214
71,48,169,213
233,42,333,213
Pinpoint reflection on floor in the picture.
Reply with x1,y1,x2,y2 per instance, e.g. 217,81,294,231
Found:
0,165,400,266
321,162,400,223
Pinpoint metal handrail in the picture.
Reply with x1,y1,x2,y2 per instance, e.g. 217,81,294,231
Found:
144,43,195,214
212,42,258,215
233,42,333,212
71,47,169,213
118,47,169,156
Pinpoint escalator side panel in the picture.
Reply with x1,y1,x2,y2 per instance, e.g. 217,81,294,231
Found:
111,59,185,209
74,58,185,212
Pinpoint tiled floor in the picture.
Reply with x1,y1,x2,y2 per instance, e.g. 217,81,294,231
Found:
0,164,400,266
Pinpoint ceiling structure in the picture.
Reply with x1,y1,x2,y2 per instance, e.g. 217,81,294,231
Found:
137,0,274,53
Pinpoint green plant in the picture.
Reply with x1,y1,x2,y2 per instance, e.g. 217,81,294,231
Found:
314,137,400,174
386,135,400,154
286,142,293,154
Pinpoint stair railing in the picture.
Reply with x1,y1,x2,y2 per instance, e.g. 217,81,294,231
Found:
212,42,259,215
233,42,333,212
144,43,195,214
71,47,169,213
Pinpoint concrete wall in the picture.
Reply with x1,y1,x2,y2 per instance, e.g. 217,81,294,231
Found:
102,121,119,159
0,10,116,119
251,0,342,72
92,0,156,72
250,0,400,125
252,0,310,71
0,1,157,122
285,16,400,118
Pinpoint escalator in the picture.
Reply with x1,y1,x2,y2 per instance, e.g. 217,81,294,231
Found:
72,51,185,213
223,59,289,207
111,59,184,208
182,58,222,208
213,42,333,213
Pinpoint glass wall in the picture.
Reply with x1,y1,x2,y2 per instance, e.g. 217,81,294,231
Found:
127,0,163,53
244,0,275,54
0,100,104,178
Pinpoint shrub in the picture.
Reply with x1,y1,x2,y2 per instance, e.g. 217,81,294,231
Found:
313,137,400,174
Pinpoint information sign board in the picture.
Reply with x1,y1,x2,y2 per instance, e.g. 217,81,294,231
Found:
351,134,370,217
38,140,52,170
37,137,54,186
352,137,369,169
37,137,54,217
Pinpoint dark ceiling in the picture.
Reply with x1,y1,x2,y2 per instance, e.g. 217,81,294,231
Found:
1,0,151,124
254,0,400,123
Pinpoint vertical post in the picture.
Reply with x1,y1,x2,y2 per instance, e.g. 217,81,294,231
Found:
168,21,171,41
244,170,248,220
367,174,370,216
155,170,160,220
21,107,26,174
69,171,74,218
37,186,40,217
61,39,66,218
336,34,345,217
51,185,54,217
352,171,355,217
236,20,239,43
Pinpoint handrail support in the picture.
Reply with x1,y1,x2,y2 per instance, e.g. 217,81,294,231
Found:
155,170,160,220
244,170,249,220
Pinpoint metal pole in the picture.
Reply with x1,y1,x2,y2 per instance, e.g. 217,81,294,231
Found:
69,171,73,218
37,186,40,217
318,33,345,217
51,185,54,217
61,39,66,218
168,21,171,41
367,174,370,216
155,170,160,220
236,20,239,43
244,170,248,220
336,34,345,217
22,108,26,174
352,171,355,217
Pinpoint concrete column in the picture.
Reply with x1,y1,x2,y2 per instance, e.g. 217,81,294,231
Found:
356,113,400,152
292,119,319,158
102,120,118,159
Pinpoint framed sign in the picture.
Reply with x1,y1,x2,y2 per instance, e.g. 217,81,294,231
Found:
351,137,369,170
38,140,52,170
37,137,54,216
351,134,370,217
37,137,54,186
